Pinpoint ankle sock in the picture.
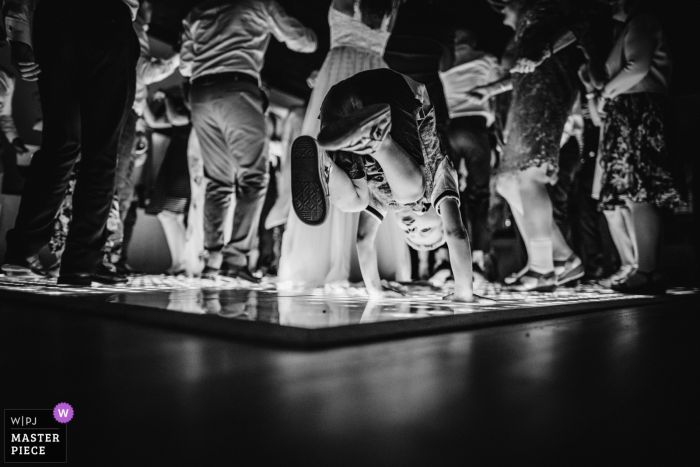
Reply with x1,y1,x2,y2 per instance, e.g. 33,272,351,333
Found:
529,239,554,274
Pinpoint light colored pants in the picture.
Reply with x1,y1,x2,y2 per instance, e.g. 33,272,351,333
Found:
190,78,268,268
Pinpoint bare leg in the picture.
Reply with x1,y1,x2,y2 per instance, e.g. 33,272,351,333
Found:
603,208,638,269
327,156,369,213
516,166,555,273
372,134,424,204
551,221,574,261
627,201,662,273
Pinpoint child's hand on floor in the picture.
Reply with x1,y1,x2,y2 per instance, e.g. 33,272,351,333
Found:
442,293,494,304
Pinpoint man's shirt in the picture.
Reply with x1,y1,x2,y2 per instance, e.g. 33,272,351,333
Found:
180,0,317,82
133,20,179,116
2,0,138,47
439,47,501,125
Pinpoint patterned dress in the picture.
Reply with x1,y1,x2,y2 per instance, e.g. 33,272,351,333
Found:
497,0,586,177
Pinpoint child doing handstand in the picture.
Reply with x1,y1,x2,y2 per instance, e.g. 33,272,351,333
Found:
291,69,474,302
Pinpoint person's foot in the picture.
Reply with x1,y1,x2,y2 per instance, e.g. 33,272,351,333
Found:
219,264,261,284
598,264,636,288
57,263,128,286
505,269,557,292
504,265,528,285
201,266,219,280
554,254,585,286
1,254,48,278
611,270,666,295
474,253,499,283
291,136,331,226
113,260,139,276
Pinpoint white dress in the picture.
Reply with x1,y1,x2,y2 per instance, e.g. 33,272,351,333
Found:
278,2,411,290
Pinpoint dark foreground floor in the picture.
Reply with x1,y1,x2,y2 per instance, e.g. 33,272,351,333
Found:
2,296,699,465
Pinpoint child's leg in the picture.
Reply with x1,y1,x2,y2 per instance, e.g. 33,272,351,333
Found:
372,134,425,205
328,155,370,213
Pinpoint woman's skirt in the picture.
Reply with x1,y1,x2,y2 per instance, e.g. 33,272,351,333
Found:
497,46,580,178
598,92,682,210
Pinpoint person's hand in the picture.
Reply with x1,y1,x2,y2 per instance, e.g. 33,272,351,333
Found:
465,86,489,104
10,42,40,81
12,137,31,158
511,53,548,74
368,288,407,299
442,293,493,304
153,90,167,102
306,70,319,89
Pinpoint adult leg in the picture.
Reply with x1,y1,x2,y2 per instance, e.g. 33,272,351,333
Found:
190,82,233,271
603,208,638,276
447,116,492,260
220,83,269,271
627,201,662,274
549,137,581,255
4,3,81,264
62,2,137,276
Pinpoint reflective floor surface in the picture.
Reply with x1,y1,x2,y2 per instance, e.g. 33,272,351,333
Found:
2,290,699,464
1,273,696,346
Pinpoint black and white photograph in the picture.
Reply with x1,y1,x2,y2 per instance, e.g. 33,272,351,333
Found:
1,0,698,464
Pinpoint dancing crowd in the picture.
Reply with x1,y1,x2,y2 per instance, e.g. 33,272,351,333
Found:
0,0,684,300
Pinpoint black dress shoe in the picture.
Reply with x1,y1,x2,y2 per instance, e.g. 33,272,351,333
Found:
219,265,261,284
58,263,128,286
611,270,666,295
2,254,48,278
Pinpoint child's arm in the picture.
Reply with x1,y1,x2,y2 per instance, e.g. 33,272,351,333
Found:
440,199,474,302
356,212,404,298
356,212,383,296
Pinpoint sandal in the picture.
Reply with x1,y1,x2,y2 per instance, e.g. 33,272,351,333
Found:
505,269,557,292
554,254,585,286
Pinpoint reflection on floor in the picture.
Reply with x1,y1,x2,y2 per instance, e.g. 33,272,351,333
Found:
1,273,695,331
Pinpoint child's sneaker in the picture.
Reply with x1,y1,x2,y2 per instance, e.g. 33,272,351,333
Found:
291,136,331,226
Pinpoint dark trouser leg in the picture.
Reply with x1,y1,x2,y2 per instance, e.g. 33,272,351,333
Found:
60,3,137,275
548,137,582,246
447,116,492,253
5,8,82,260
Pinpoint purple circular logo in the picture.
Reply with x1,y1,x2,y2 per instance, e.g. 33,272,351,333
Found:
53,403,73,423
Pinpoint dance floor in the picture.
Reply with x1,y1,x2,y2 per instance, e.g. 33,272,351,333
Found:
1,273,696,347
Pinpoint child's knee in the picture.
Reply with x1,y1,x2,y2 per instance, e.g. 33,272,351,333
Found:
394,178,425,205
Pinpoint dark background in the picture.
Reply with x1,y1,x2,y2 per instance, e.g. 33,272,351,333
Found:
148,0,699,99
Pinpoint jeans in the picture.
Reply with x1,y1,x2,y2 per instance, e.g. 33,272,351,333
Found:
447,116,492,253
5,0,138,274
190,77,268,268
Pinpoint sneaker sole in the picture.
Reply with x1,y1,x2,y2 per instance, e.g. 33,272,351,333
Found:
291,136,329,226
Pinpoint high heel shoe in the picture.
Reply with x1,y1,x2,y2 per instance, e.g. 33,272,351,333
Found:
611,270,666,295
